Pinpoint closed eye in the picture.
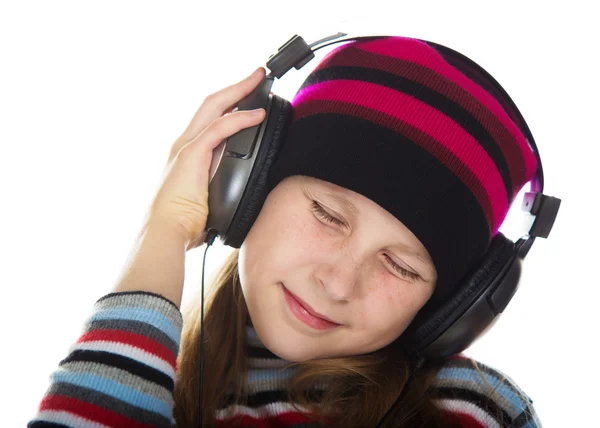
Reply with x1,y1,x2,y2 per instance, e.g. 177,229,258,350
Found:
311,200,345,227
310,200,421,281
382,254,420,281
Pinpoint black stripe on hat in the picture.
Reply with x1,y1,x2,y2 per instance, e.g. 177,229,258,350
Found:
322,45,529,188
293,98,496,231
300,66,513,204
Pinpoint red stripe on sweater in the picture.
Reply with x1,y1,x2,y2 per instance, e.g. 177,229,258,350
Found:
449,354,470,361
218,408,486,428
77,329,176,369
442,409,486,428
39,394,156,428
216,410,325,427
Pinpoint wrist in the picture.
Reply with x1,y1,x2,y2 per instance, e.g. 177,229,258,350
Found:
141,215,192,249
111,216,188,308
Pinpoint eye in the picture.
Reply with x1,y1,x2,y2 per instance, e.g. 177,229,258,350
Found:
311,200,421,282
383,254,420,281
311,200,346,228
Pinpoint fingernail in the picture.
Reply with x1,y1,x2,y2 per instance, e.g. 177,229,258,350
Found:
251,108,265,116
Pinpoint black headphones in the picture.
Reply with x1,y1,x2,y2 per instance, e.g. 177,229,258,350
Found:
197,32,561,426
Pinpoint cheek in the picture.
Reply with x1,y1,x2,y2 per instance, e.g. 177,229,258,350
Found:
280,211,335,260
239,204,312,283
361,278,427,331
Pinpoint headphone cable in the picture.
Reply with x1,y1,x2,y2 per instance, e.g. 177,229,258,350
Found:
198,229,219,428
374,356,425,428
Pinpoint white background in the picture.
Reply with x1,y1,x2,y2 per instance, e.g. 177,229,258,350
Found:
1,1,597,427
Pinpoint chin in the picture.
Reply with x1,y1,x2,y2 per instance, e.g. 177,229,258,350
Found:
271,347,311,363
253,323,318,362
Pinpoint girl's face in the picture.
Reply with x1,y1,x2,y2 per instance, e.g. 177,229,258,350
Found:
238,175,437,362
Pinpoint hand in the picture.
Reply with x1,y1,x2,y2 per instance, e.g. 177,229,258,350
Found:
145,66,267,251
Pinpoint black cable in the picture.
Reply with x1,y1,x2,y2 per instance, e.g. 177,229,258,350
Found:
374,357,426,428
198,229,219,428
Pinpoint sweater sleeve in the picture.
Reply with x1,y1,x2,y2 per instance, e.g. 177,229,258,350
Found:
27,291,183,428
431,355,542,428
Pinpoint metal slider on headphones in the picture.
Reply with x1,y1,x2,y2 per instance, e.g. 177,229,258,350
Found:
266,35,315,79
265,32,348,79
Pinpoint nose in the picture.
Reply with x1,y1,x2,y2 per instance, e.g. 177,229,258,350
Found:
314,252,361,301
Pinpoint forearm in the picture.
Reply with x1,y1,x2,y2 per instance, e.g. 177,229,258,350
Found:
112,218,188,308
28,292,183,427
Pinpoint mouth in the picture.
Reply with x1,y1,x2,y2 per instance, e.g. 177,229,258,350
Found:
281,283,341,331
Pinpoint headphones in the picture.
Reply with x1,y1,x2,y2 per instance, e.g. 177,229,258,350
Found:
197,32,561,426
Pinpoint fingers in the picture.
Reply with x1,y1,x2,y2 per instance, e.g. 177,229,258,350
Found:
177,67,266,147
206,66,266,113
175,108,266,182
190,108,266,153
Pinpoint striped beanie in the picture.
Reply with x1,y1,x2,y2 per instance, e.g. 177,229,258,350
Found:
265,36,538,308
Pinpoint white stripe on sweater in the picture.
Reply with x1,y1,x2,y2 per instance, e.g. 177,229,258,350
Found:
216,401,313,420
435,398,501,428
71,341,176,380
30,411,111,428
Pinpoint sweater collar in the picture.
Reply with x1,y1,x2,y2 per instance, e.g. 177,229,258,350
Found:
244,321,299,374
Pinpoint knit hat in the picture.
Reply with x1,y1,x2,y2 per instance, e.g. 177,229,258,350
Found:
265,36,537,308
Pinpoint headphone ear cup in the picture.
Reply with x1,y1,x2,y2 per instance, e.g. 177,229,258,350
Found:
224,95,292,248
402,232,521,360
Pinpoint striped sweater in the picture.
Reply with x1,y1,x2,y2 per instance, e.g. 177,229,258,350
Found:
28,291,541,427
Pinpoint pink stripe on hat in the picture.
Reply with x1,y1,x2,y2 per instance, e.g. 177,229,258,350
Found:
293,79,508,228
355,38,538,182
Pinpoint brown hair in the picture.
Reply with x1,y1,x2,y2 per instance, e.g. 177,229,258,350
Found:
172,249,495,427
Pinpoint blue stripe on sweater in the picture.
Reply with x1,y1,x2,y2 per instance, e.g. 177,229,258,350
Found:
436,367,528,412
51,370,171,417
90,308,180,346
519,419,542,428
520,417,540,428
247,368,296,384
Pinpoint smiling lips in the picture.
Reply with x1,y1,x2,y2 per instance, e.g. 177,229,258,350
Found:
281,283,341,331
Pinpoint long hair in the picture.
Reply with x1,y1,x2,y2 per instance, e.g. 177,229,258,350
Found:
172,249,496,427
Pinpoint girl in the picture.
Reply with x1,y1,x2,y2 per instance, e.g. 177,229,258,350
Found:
28,36,542,427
